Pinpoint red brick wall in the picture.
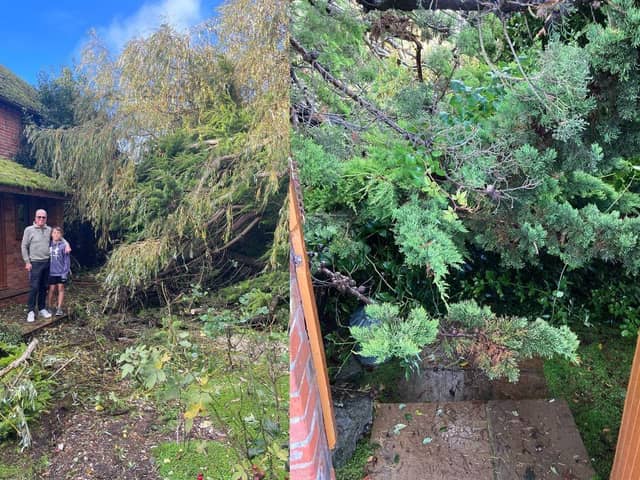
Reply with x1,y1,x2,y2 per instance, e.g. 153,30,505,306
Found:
290,251,336,480
0,102,22,159
0,192,64,296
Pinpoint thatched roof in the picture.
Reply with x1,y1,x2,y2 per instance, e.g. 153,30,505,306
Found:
0,65,42,114
0,157,65,194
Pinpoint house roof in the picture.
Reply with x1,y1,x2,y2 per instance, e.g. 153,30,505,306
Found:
0,157,66,196
0,65,43,114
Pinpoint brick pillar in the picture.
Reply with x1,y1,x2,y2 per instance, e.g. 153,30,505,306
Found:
289,251,336,480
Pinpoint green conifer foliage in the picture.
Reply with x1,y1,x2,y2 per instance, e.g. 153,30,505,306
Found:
349,300,579,381
350,303,439,371
293,0,640,339
444,301,579,382
293,0,640,391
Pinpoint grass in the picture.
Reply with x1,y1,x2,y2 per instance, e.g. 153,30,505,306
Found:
544,328,636,479
209,368,288,438
335,439,377,480
152,440,236,480
0,454,49,479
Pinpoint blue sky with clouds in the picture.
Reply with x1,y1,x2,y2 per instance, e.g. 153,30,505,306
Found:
1,0,222,86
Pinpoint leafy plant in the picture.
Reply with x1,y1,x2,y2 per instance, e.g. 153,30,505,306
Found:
0,325,24,346
350,303,439,375
231,440,288,480
117,311,287,478
0,342,51,449
118,344,170,390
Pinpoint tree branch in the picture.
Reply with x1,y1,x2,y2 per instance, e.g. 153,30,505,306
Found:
356,0,590,14
290,36,434,150
0,339,38,378
316,265,374,305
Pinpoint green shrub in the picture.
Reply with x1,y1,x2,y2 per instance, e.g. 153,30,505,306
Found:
350,303,439,374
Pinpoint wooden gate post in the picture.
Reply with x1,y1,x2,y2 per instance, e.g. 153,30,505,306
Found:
611,334,640,479
289,161,337,479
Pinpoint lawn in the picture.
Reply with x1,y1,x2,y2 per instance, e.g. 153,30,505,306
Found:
544,327,636,479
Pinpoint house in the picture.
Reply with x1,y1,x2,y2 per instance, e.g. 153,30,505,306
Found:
0,65,66,303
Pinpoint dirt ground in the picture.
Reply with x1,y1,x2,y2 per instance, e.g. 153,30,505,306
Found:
0,282,228,480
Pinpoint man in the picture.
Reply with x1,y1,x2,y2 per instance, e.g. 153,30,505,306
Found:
21,209,71,323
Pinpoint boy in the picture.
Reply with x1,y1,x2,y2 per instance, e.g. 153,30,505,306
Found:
48,226,71,316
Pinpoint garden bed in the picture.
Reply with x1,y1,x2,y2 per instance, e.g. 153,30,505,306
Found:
0,278,288,480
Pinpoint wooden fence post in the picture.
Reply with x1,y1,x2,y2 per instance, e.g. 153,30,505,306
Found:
289,165,337,479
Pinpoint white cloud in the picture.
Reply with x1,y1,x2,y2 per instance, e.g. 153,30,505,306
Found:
100,0,204,51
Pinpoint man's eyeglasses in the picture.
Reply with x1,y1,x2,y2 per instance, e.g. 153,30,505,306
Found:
36,216,46,219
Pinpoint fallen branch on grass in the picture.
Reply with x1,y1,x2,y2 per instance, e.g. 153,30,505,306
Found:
0,338,38,378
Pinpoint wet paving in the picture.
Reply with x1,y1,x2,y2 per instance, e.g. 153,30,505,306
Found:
368,400,595,479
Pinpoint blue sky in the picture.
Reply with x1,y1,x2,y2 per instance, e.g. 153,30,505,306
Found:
1,0,222,86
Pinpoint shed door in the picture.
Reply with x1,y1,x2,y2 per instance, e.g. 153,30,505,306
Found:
0,196,6,289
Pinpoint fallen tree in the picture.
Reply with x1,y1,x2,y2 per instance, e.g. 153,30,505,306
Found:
25,0,289,307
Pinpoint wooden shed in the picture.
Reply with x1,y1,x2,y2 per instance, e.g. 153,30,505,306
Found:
0,159,66,303
0,65,66,303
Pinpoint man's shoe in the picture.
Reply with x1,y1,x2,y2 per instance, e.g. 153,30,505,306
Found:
39,309,52,319
26,311,35,323
55,308,63,317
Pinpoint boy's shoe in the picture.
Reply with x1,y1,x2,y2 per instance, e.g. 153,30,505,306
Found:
55,308,63,317
26,311,35,323
39,309,52,319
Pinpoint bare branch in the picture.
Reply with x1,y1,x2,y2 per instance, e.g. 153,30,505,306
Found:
0,339,38,378
356,0,590,14
316,265,374,305
290,36,435,150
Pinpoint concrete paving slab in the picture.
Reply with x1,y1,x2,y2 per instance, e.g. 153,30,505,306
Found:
368,402,494,480
368,399,595,480
398,358,549,402
487,399,595,480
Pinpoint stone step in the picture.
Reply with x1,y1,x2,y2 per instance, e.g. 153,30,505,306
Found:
397,358,549,402
367,400,595,480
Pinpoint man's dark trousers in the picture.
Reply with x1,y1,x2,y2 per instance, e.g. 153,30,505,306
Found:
28,260,49,313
